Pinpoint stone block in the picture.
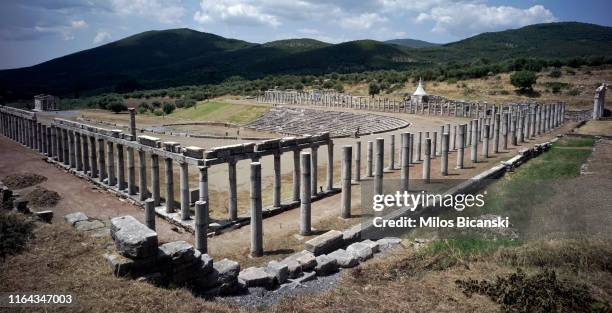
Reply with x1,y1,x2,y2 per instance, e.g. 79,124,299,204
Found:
284,250,316,272
33,210,53,223
327,249,359,268
314,255,338,276
110,216,158,259
361,239,380,253
103,253,157,277
278,258,302,279
304,230,344,255
238,267,275,289
346,242,373,261
137,135,161,148
183,146,205,159
64,212,88,225
376,237,402,251
75,219,106,231
265,260,289,284
163,142,180,152
158,241,197,264
342,224,361,244
195,258,241,294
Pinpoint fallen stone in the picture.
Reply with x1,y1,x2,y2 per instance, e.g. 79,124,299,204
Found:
75,219,105,231
64,212,88,226
291,250,316,271
361,239,380,253
33,210,53,223
110,216,158,259
103,253,157,277
198,258,241,295
376,237,402,251
347,242,373,261
278,258,302,279
158,241,197,263
327,249,359,268
342,224,361,244
304,230,344,255
238,267,275,289
314,255,338,276
265,260,289,284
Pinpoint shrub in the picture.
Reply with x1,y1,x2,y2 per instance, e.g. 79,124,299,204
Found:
107,101,127,113
153,109,163,116
510,70,537,90
368,82,380,96
0,213,35,259
548,68,562,78
162,102,175,115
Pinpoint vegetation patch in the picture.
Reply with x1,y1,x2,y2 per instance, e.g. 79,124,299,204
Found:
456,268,610,313
23,186,61,207
2,172,47,189
170,101,268,124
0,213,35,260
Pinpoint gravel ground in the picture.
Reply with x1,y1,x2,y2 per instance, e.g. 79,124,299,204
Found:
218,271,342,309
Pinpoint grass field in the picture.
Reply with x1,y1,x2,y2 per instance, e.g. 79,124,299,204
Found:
170,100,269,124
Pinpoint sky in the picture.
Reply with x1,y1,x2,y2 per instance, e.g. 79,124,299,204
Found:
1,0,611,70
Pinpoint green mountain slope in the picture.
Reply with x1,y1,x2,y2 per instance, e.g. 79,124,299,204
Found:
1,22,611,99
385,38,440,48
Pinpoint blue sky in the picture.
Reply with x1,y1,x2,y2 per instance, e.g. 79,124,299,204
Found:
1,0,611,70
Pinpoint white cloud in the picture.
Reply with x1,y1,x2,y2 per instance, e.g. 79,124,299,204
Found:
339,12,387,30
194,1,280,27
415,3,556,37
70,20,88,29
93,31,111,44
110,0,185,24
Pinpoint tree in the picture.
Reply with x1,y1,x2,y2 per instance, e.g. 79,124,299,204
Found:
368,82,380,97
162,102,175,115
510,70,537,90
107,101,127,113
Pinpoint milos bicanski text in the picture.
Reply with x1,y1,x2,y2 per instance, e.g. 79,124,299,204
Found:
371,191,509,228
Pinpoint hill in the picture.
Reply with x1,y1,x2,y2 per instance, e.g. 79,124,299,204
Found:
1,22,611,99
385,38,440,48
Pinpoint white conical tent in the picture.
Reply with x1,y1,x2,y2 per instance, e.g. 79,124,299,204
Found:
413,78,428,96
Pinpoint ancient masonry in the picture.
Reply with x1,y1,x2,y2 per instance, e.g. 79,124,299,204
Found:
257,89,566,120
593,83,608,120
246,106,409,137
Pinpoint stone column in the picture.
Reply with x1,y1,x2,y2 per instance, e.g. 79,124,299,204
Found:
68,131,75,168
129,108,136,139
482,125,490,158
300,152,312,236
311,145,318,195
503,113,509,150
493,114,500,153
400,132,410,191
452,125,457,150
353,141,361,183
89,136,98,177
518,112,524,143
511,115,517,146
387,134,396,170
456,124,465,169
75,131,83,171
116,144,125,190
250,162,263,257
63,129,70,165
127,147,135,194
56,128,64,162
145,199,155,231
366,141,373,177
423,138,431,183
195,200,208,253
374,138,384,196
151,154,160,205
273,153,281,208
136,150,147,196
228,159,237,220
416,132,422,161
106,141,116,186
293,150,301,202
409,133,414,164
82,133,89,174
467,120,472,146
470,120,478,163
432,132,437,158
326,141,333,191
441,133,449,176
180,161,190,220
341,145,352,219
164,158,174,213
97,137,106,180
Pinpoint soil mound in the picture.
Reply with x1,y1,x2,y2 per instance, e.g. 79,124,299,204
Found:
24,187,60,207
2,173,47,189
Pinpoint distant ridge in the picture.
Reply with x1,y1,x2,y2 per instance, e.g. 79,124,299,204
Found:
385,38,440,48
1,22,611,99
